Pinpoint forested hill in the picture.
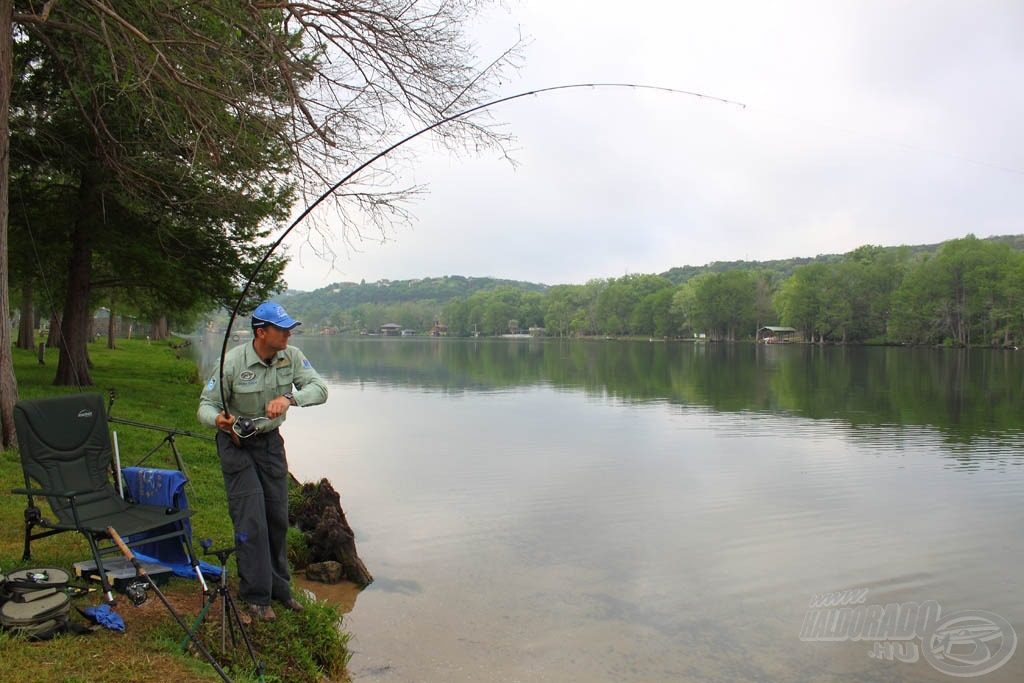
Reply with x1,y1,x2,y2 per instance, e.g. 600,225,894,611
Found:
285,234,1024,302
282,275,548,309
659,234,1024,285
276,233,1024,340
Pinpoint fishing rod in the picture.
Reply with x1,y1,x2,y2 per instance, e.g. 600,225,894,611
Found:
217,82,747,411
107,526,233,682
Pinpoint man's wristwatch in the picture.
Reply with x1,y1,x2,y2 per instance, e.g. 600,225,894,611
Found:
284,392,297,406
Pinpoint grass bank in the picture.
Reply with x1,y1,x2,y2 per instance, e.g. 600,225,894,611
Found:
0,338,350,683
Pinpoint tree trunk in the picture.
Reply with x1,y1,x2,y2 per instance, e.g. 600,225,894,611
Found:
291,478,373,587
46,309,61,348
54,174,98,386
107,301,117,350
16,278,34,349
152,315,168,340
0,0,18,450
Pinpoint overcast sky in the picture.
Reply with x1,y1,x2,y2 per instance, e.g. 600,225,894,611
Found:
280,0,1024,292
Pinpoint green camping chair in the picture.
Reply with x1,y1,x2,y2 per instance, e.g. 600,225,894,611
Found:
12,393,207,604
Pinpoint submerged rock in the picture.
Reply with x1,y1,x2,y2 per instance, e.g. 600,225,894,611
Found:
306,561,345,584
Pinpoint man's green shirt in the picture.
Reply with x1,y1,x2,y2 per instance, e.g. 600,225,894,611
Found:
198,341,328,433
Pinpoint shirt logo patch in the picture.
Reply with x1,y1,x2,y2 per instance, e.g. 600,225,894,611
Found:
205,377,217,391
239,370,256,381
303,359,312,369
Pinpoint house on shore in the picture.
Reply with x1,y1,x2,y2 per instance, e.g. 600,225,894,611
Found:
757,326,798,343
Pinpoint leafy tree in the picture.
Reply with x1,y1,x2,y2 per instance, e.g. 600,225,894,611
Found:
844,245,907,342
2,1,516,447
686,270,757,341
631,288,676,337
816,263,856,342
773,247,907,344
1,0,16,445
10,3,298,387
442,286,543,337
776,263,828,342
571,280,607,336
890,236,1017,346
999,253,1024,346
751,269,781,332
543,285,582,338
443,297,474,337
670,276,701,337
594,274,673,336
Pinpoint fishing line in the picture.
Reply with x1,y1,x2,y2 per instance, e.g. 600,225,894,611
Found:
217,82,747,412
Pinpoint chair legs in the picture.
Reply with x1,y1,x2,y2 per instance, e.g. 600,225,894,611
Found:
86,533,119,604
22,526,209,605
22,519,33,563
181,532,210,595
22,513,65,562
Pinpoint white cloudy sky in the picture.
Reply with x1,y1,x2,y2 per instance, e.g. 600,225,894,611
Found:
280,0,1024,291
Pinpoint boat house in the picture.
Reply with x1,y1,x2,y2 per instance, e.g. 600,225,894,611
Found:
757,326,798,343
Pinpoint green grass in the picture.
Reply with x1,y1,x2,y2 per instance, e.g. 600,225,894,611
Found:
1,338,350,683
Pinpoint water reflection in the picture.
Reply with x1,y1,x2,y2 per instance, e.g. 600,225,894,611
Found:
276,382,1024,682
194,336,1024,449
189,337,1024,681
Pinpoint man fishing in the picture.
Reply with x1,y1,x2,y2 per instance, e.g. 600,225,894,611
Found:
198,302,328,621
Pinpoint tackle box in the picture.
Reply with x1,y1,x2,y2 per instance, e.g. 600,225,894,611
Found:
73,558,173,592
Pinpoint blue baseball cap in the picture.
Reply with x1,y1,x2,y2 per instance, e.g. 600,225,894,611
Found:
251,302,301,330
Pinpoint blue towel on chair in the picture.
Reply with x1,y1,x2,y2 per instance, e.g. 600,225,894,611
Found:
120,467,221,580
121,467,191,564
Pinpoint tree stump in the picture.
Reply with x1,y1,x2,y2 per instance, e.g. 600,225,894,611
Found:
290,478,373,587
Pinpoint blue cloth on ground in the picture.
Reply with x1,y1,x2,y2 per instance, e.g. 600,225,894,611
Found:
81,604,125,632
133,550,221,580
120,467,221,580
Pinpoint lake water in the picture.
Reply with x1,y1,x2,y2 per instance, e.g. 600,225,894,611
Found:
195,337,1024,682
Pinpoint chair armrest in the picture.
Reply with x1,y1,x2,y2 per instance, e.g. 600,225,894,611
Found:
13,486,94,498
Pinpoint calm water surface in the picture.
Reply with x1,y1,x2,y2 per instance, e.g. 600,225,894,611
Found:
198,338,1024,682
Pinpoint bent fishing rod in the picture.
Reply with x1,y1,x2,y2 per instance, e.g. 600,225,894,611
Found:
218,82,746,411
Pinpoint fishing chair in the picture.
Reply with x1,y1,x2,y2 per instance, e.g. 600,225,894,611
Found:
11,393,207,604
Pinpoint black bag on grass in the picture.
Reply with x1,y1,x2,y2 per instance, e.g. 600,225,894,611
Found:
0,567,72,640
3,567,71,596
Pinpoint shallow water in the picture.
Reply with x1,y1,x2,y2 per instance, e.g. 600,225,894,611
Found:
198,338,1024,681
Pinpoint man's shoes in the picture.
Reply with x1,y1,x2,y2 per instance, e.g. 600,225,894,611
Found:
246,603,277,622
280,597,304,613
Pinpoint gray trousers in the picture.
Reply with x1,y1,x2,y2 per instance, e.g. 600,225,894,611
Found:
216,429,292,606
